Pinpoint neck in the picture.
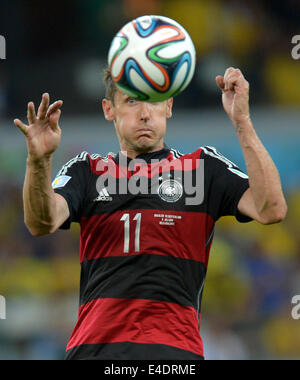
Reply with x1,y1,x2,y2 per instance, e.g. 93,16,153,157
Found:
120,142,165,159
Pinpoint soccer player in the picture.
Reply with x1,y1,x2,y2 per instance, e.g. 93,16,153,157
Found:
14,67,287,360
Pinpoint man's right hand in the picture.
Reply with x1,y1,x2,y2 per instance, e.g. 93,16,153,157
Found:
14,93,63,162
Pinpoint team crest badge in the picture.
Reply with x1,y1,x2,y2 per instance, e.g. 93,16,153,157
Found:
157,179,183,203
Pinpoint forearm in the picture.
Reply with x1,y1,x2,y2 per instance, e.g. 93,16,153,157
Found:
236,118,287,220
23,155,57,235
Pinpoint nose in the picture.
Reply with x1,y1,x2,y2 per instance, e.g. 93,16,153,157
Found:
139,102,151,122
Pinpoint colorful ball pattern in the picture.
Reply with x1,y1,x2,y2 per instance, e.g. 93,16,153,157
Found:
108,15,196,102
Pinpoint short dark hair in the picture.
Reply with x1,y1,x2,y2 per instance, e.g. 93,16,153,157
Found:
103,67,118,105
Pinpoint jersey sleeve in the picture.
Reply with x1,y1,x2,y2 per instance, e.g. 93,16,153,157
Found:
201,146,252,223
52,151,91,229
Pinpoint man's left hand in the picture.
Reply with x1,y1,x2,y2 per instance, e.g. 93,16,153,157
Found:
216,68,250,129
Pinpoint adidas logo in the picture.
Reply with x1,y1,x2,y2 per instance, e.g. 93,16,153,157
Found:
94,187,112,202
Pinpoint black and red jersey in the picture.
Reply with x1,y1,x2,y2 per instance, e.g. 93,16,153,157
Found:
53,145,251,360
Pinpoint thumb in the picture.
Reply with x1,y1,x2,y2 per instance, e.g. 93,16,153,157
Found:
14,119,28,136
216,75,225,91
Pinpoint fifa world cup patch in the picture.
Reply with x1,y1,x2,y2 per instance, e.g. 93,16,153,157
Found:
52,175,72,189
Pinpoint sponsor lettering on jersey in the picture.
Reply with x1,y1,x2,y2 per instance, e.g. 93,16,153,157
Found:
94,187,113,202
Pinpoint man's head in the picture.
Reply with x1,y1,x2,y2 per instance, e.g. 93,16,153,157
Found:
102,67,173,158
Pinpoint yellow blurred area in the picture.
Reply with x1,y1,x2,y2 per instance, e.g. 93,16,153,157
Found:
162,0,223,56
225,13,260,60
217,210,298,261
202,236,251,319
261,316,300,358
161,0,260,60
0,256,80,296
264,55,300,106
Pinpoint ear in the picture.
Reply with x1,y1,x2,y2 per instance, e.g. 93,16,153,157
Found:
166,97,173,119
102,98,115,121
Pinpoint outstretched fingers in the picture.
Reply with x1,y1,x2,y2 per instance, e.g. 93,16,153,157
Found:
14,118,28,135
14,94,63,136
37,93,50,120
46,100,63,131
27,101,37,124
15,100,37,135
46,100,63,118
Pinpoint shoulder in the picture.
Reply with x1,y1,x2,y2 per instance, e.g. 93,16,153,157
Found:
200,146,249,179
56,151,90,176
199,146,236,166
168,147,202,161
57,151,117,176
169,146,230,159
169,146,227,161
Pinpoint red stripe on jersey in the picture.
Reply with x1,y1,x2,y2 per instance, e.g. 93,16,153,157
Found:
79,210,215,265
66,297,204,357
88,149,203,179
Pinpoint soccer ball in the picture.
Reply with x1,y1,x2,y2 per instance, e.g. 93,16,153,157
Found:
108,15,196,102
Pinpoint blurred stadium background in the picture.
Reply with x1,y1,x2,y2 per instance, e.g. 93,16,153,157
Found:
0,0,299,360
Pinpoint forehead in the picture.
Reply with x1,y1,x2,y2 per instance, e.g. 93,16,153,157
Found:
114,88,129,102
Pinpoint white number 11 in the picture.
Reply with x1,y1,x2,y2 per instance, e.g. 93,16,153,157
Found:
120,213,142,253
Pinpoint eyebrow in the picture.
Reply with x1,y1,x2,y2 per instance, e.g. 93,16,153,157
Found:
123,95,136,102
120,93,130,101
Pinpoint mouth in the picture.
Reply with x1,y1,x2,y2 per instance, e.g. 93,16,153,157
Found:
136,128,153,133
136,128,154,139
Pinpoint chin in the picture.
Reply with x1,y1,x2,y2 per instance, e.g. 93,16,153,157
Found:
136,138,155,152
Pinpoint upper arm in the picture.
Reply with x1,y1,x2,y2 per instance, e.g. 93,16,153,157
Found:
237,188,262,222
29,193,70,236
50,193,70,233
237,188,276,225
238,188,287,225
